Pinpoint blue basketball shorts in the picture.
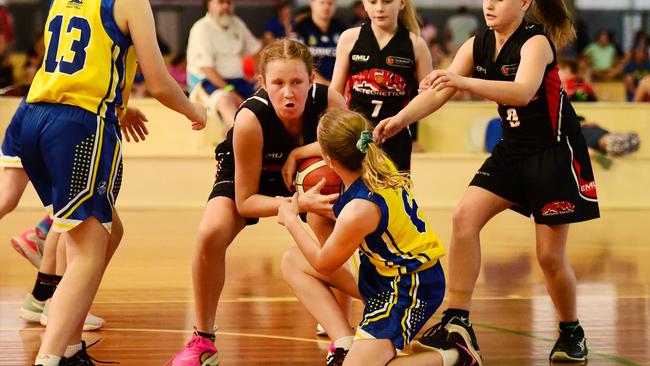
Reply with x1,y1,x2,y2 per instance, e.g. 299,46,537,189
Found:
355,255,446,351
20,103,123,233
1,98,30,168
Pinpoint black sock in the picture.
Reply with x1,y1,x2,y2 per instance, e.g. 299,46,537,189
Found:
443,308,470,322
559,320,580,332
195,330,216,342
31,272,62,301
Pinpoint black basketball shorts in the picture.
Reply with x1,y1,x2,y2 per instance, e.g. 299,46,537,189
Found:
470,134,600,225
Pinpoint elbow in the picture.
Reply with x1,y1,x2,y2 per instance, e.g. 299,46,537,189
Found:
315,263,336,275
511,93,535,106
146,83,167,99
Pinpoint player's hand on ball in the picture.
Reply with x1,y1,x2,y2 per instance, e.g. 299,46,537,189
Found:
298,179,338,220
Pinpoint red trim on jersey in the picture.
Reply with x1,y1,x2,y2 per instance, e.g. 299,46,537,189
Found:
544,66,562,138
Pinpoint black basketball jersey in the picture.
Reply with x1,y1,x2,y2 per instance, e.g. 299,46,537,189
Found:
216,83,329,180
347,23,418,124
472,22,581,154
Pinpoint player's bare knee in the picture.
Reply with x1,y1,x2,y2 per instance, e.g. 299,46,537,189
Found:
280,247,302,281
451,204,480,239
537,251,564,275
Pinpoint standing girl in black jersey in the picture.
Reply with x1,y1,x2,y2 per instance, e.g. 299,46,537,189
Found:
330,0,432,171
171,39,346,366
375,0,597,363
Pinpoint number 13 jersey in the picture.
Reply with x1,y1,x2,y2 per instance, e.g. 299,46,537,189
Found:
28,0,137,122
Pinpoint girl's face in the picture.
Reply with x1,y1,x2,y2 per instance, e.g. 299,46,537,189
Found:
363,0,404,31
261,59,313,123
483,0,530,30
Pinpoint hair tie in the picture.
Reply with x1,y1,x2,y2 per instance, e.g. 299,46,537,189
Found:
356,130,374,153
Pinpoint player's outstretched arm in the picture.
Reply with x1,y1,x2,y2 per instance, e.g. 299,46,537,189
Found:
117,0,206,129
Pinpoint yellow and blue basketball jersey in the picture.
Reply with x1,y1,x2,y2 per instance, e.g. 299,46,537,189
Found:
27,0,137,122
333,178,446,350
333,178,445,277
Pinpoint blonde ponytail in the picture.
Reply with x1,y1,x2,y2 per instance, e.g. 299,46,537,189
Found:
318,109,410,194
398,0,420,37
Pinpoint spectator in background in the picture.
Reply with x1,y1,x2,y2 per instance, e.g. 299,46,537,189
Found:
623,45,650,101
444,5,478,55
0,0,13,54
293,0,345,84
168,52,188,93
421,21,447,69
187,0,262,128
558,58,597,102
633,74,650,101
0,0,13,89
263,1,294,45
347,0,368,27
582,30,618,81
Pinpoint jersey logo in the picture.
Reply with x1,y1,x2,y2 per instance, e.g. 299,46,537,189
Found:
541,201,575,216
385,56,413,68
501,63,518,76
475,66,487,74
67,0,83,9
350,68,408,97
352,54,370,62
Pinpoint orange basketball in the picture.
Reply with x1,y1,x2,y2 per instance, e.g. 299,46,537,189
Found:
295,157,342,195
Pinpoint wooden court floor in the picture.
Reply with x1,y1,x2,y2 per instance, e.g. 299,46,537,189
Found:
1,208,649,366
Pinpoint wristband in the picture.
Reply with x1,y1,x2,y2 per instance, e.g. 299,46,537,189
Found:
223,84,234,93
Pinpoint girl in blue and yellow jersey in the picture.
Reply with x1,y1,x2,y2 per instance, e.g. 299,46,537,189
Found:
278,109,461,366
24,0,206,365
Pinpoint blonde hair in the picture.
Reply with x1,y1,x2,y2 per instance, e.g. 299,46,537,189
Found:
318,109,411,193
258,39,314,77
399,0,420,37
526,0,576,50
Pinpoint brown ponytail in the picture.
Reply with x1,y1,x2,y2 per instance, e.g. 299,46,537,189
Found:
527,0,576,50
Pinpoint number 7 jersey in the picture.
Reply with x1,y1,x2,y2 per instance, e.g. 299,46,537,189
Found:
27,0,137,122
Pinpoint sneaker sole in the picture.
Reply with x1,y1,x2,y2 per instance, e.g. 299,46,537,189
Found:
19,308,43,323
447,324,484,366
550,351,587,362
40,314,105,331
201,353,220,366
10,239,42,268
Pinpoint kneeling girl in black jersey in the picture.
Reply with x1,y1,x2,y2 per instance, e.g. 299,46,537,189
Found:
375,0,597,363
171,39,346,365
330,0,432,172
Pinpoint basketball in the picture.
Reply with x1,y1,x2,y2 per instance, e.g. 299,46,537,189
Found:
295,157,342,195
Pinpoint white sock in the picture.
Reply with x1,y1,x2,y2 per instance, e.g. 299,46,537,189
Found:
64,342,83,357
433,348,459,366
34,355,62,366
333,336,354,350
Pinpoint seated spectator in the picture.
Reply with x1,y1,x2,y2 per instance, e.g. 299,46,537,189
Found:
623,45,650,101
187,0,262,128
579,115,640,169
634,74,650,101
263,1,294,44
582,30,619,81
168,53,188,93
558,58,597,101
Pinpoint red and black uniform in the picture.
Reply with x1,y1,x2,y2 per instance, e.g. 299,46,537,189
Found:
347,22,418,171
209,83,328,224
470,22,599,224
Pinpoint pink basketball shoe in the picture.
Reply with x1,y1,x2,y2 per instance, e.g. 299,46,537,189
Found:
171,332,220,366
